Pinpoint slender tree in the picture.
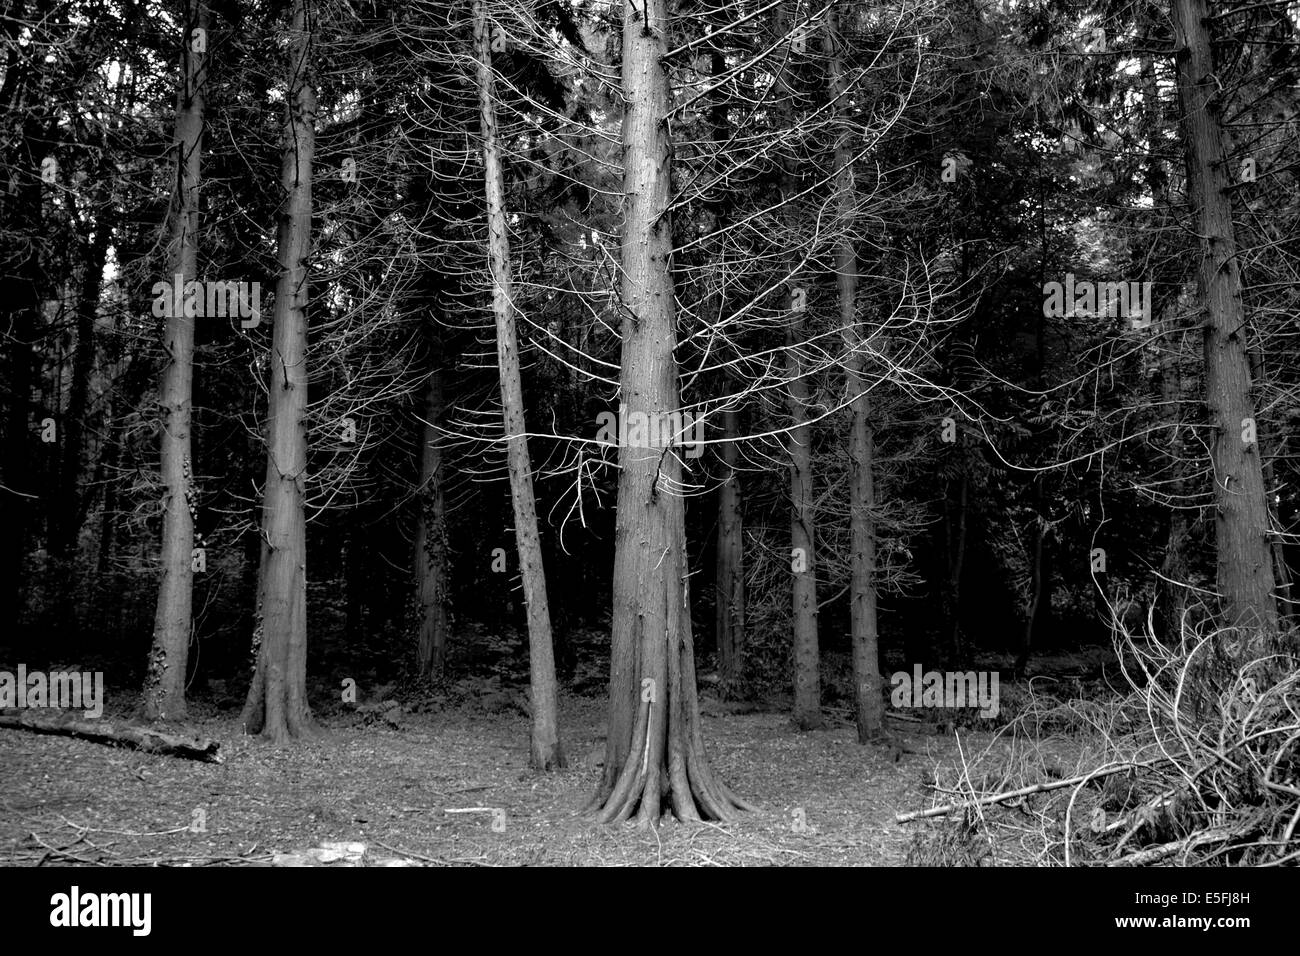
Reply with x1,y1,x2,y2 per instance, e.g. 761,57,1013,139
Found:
241,0,317,740
715,405,744,694
472,0,564,770
144,0,207,720
414,318,450,682
787,303,822,730
779,2,822,732
827,7,883,742
707,41,744,699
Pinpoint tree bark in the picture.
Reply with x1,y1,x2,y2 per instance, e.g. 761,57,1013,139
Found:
473,0,564,771
1247,346,1294,623
1140,52,1191,644
590,0,751,824
414,319,449,682
240,0,316,742
707,43,744,700
787,309,822,730
144,0,206,721
776,1,821,732
1156,301,1191,641
96,425,122,576
1171,0,1277,637
827,11,883,742
714,406,744,696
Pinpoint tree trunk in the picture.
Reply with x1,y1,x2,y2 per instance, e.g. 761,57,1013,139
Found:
704,41,744,700
344,519,366,642
787,305,822,730
96,425,121,576
51,216,110,558
473,0,564,771
1017,168,1053,679
1157,306,1191,642
240,0,316,742
1016,500,1049,678
1246,346,1294,623
590,0,751,824
0,24,49,632
714,406,744,696
776,2,820,732
827,10,884,743
414,320,449,682
1171,0,1277,638
1139,52,1190,644
144,0,206,721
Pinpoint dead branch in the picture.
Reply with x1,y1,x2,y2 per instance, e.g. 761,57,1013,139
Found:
1109,828,1236,866
896,759,1166,823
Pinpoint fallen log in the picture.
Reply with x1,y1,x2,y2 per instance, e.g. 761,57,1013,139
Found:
0,709,222,763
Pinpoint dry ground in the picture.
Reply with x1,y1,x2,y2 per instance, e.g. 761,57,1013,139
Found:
0,691,1001,866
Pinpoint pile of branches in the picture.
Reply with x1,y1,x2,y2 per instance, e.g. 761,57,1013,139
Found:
900,615,1300,866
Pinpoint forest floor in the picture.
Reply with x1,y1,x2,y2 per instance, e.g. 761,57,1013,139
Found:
0,649,1112,866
